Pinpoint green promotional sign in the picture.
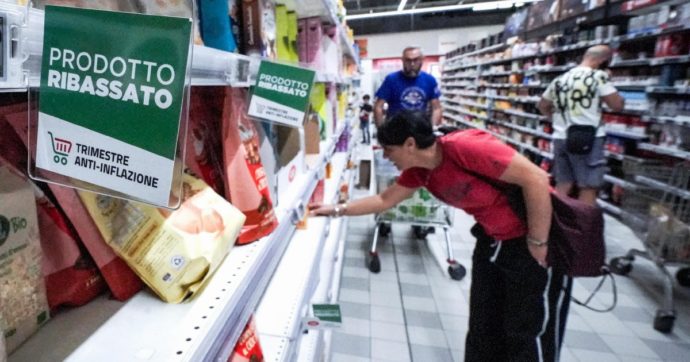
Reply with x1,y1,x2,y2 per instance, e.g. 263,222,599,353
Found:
35,6,191,207
248,61,315,127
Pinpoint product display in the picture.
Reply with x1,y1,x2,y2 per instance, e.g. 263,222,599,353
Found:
0,166,50,354
79,173,246,303
229,315,264,362
223,87,279,244
3,105,144,301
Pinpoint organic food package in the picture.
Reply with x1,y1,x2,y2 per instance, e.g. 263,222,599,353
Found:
186,87,227,195
3,107,144,302
79,173,246,303
0,166,50,354
228,316,264,362
0,150,106,311
222,87,278,244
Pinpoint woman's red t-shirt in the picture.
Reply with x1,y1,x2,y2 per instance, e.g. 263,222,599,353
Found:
396,130,527,240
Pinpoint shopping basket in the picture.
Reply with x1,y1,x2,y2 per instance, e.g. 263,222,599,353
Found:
609,161,690,333
366,149,466,280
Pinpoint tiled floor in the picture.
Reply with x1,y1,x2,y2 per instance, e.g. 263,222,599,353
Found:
331,187,690,361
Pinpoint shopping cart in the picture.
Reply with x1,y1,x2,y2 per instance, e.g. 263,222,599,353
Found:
48,131,72,165
366,149,466,281
608,161,690,333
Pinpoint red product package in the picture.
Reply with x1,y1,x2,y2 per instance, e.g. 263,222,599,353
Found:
34,185,108,310
222,88,278,244
3,106,143,301
185,87,226,195
228,316,264,362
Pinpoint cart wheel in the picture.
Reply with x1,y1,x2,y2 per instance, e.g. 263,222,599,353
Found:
378,223,391,237
609,257,633,276
367,253,381,273
653,311,675,334
448,264,466,281
676,268,690,287
413,225,429,239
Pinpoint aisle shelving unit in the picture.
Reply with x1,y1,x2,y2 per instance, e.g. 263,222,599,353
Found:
441,0,690,179
5,0,360,361
257,147,357,362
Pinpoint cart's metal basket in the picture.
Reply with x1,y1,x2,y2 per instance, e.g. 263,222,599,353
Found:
640,163,690,264
374,150,453,226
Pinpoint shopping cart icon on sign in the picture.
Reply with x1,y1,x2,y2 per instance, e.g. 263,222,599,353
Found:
48,131,72,165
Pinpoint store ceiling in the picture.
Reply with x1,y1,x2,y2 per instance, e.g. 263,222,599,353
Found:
342,0,516,35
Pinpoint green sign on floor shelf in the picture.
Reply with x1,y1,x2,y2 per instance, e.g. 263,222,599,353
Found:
248,60,315,128
304,304,342,329
35,6,191,207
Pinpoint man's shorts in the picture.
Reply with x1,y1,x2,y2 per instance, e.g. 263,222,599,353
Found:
552,137,606,188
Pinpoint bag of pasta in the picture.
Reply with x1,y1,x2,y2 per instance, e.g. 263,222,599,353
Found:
78,173,246,303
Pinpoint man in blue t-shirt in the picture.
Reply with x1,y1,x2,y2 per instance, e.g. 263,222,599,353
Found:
374,46,442,126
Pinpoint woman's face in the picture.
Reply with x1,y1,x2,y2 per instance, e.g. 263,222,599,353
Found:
382,144,409,170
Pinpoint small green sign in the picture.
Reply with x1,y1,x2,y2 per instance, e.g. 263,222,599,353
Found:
248,61,315,127
35,6,191,207
312,304,342,324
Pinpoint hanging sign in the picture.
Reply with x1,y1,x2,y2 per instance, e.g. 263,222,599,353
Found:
247,60,315,127
35,6,191,207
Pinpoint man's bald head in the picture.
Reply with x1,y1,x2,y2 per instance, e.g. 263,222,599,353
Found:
582,45,612,68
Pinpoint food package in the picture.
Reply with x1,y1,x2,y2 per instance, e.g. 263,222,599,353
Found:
241,0,276,58
0,106,107,310
228,0,243,52
223,88,278,244
228,316,264,362
79,173,246,303
3,107,144,301
198,0,237,52
186,87,227,195
0,166,50,354
34,185,107,310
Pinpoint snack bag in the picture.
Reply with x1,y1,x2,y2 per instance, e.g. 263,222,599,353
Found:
79,173,246,303
34,185,107,310
186,87,226,195
3,107,143,301
0,166,50,354
222,87,278,244
229,316,264,362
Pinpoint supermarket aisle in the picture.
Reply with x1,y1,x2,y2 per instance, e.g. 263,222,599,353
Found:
332,188,690,362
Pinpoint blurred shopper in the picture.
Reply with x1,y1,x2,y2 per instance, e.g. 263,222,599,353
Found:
359,94,373,144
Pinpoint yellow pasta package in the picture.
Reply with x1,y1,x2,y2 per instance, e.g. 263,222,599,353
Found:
79,173,246,303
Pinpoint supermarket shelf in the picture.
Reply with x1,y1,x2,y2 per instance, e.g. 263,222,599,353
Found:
605,129,649,140
613,24,690,44
489,119,553,140
295,0,356,61
487,94,540,103
10,119,351,362
637,143,690,160
256,151,353,362
494,107,547,121
443,104,490,120
445,43,508,63
446,113,553,159
646,86,690,95
442,97,489,110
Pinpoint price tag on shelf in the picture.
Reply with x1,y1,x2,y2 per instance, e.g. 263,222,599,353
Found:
303,304,342,329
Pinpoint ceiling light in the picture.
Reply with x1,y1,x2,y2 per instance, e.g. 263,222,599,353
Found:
398,0,408,12
345,0,539,20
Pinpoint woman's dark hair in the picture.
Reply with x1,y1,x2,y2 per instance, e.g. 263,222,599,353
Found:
377,110,436,149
